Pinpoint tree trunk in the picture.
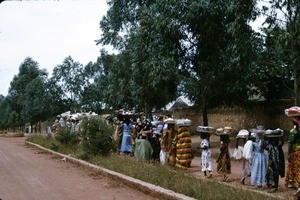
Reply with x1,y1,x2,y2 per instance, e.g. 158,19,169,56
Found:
200,66,208,126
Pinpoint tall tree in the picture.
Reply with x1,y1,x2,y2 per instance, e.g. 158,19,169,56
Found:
99,0,259,125
21,76,52,131
8,57,48,127
261,0,300,105
51,56,86,112
0,97,12,130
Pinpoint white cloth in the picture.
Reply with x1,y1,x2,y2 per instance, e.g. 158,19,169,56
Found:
243,140,253,160
200,139,213,171
232,146,244,160
160,149,166,165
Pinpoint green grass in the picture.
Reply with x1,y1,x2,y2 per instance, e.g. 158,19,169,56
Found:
26,135,280,200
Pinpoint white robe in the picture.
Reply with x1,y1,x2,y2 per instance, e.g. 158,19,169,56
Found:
201,139,213,171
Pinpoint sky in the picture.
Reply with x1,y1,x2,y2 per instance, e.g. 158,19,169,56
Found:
0,0,110,96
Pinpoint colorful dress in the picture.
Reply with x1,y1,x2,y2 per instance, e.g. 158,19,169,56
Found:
250,140,267,186
201,139,213,172
162,128,177,166
265,138,285,189
217,141,231,175
175,126,193,170
286,128,300,188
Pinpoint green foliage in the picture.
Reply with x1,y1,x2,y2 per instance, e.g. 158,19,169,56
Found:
80,117,114,156
0,98,12,130
51,56,86,111
98,0,261,124
5,57,50,129
8,111,20,131
56,128,80,146
50,142,59,151
260,0,300,104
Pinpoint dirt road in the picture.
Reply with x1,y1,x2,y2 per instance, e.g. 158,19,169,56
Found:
0,137,157,200
189,135,295,200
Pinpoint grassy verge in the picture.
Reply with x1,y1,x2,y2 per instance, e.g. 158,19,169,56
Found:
26,135,280,200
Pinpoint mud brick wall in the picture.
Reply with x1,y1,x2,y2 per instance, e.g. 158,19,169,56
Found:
172,102,294,139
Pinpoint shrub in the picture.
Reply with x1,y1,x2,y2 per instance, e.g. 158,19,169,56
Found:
56,128,80,146
50,142,59,151
80,117,114,156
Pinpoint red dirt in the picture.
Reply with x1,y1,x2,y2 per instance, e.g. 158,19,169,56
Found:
0,137,158,200
188,135,295,199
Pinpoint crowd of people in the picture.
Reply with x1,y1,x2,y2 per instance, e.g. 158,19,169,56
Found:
112,109,300,197
196,113,300,197
113,111,194,170
48,107,300,197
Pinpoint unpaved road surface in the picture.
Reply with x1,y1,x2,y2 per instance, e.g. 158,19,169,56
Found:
0,137,157,200
189,135,295,200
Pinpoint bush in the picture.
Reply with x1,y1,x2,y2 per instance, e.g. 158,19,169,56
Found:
56,128,80,146
50,142,59,151
80,117,114,156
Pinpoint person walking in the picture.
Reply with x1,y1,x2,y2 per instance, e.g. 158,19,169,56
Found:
250,126,267,189
216,127,232,182
240,130,255,185
264,129,285,193
197,126,214,178
286,116,300,197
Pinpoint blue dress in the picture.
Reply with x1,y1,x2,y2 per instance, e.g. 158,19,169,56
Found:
251,141,267,186
121,122,132,153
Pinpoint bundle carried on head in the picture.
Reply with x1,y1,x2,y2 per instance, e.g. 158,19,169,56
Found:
196,126,215,134
285,106,300,117
176,119,192,127
264,128,283,138
163,118,176,124
215,127,232,135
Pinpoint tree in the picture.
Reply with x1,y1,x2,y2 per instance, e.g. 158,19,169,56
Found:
99,0,260,125
21,76,52,132
0,97,12,130
261,0,300,105
51,56,86,112
8,57,48,128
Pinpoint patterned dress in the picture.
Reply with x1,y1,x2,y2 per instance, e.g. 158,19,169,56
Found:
201,139,213,172
175,126,193,170
217,141,231,175
265,138,285,189
250,140,267,186
286,129,300,188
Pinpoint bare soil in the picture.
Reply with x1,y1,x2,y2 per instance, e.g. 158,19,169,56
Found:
188,135,295,200
0,137,158,200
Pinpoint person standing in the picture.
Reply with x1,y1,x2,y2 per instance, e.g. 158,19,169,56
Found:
250,126,267,188
120,117,133,155
216,127,231,182
198,126,214,178
241,131,254,185
52,119,60,138
286,116,300,197
264,129,285,193
161,118,177,166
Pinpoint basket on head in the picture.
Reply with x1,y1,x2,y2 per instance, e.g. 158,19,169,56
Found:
176,119,191,127
216,127,232,135
196,126,215,134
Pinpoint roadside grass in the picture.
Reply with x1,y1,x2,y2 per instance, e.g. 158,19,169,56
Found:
26,135,279,200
